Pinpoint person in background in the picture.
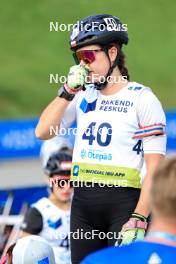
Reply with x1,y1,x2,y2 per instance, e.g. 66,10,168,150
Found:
20,146,73,264
81,156,176,264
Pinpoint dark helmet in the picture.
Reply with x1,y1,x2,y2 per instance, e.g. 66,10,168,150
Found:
70,14,129,90
44,147,72,178
70,14,128,51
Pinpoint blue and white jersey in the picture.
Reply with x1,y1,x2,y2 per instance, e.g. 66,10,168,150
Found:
81,241,176,264
32,198,71,264
60,82,166,188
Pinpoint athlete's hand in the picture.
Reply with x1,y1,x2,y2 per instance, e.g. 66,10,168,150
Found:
115,213,148,246
67,64,90,91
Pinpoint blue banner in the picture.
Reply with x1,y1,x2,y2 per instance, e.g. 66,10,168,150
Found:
0,119,43,159
0,114,175,159
0,186,48,214
166,111,176,152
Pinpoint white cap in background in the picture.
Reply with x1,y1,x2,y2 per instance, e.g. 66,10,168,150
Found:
40,136,70,168
12,235,56,264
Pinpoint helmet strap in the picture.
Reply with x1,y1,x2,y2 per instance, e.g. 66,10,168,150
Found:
94,46,117,90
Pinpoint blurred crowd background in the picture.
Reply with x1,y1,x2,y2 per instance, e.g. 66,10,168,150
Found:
0,0,176,257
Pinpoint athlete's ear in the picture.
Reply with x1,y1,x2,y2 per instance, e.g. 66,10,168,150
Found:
108,46,118,63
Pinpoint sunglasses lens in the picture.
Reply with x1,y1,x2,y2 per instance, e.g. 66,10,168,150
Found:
76,50,96,64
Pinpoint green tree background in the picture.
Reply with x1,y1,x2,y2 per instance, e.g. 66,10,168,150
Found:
0,0,176,118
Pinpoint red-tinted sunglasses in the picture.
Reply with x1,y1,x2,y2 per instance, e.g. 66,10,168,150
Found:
73,49,103,64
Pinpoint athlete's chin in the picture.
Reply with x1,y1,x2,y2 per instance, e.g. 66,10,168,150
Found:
60,193,71,201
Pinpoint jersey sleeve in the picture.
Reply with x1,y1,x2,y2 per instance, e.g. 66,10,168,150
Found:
20,207,43,234
60,92,81,130
135,89,166,154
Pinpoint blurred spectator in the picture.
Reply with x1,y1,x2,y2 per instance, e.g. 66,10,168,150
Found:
81,156,176,264
20,143,73,264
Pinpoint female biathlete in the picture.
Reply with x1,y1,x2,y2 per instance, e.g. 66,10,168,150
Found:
35,14,166,264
